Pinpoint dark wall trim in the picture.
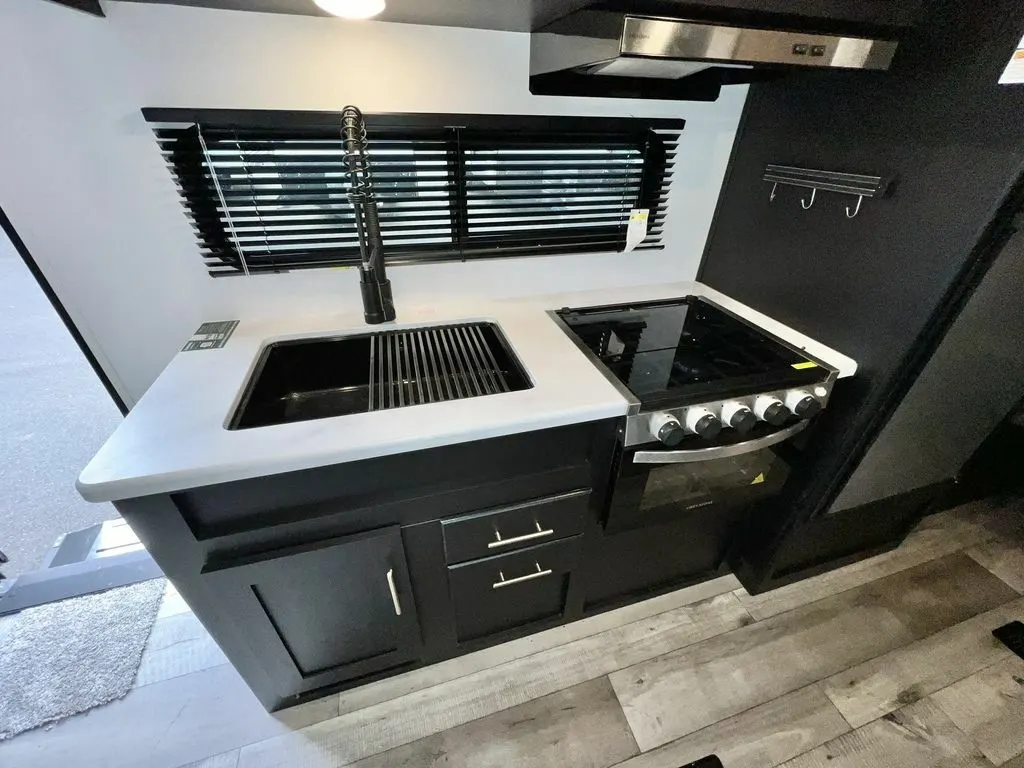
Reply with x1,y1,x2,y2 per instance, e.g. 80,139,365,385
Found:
141,108,687,133
45,0,105,16
0,206,128,415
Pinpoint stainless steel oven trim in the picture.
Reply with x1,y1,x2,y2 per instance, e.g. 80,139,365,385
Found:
632,419,810,464
546,310,642,415
623,385,827,446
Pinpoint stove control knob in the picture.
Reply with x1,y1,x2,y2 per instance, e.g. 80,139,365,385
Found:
754,395,791,426
685,406,722,440
786,390,822,419
649,412,686,447
721,401,757,434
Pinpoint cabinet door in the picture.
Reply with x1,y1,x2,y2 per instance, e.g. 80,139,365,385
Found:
201,526,421,698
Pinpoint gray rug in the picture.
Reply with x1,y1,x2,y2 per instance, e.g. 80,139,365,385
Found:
0,578,165,740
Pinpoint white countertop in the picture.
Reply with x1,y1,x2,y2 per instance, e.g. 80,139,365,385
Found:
78,282,857,503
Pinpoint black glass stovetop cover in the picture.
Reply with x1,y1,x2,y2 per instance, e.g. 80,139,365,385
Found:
558,296,825,409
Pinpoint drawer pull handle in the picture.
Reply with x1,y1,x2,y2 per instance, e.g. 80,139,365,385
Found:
493,562,553,590
386,568,402,616
487,521,554,550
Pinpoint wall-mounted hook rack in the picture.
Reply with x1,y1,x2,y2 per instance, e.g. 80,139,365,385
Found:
763,164,890,219
801,187,817,210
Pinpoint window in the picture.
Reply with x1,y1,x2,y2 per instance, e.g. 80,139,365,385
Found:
145,110,682,276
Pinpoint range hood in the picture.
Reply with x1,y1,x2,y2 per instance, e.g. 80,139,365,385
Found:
530,8,900,101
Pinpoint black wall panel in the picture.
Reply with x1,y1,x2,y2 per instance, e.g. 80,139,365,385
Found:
700,0,1024,581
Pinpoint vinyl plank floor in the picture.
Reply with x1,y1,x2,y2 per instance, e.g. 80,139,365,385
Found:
178,751,241,768
610,684,850,768
0,663,338,768
337,574,741,716
342,678,637,768
968,540,1024,594
776,699,992,768
609,554,1017,751
136,611,229,687
236,593,750,768
5,502,1020,768
823,598,1024,727
157,581,193,620
957,499,1024,541
933,656,1024,765
735,508,1001,621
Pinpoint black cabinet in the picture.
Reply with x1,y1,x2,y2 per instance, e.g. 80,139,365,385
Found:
115,419,618,709
441,489,590,564
201,526,421,695
581,510,740,612
447,536,582,642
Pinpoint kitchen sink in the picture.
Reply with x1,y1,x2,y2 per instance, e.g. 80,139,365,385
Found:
229,322,532,430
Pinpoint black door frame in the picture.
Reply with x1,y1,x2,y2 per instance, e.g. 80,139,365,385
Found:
0,205,127,414
44,0,105,16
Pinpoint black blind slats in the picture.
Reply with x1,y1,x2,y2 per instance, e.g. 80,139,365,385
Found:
466,177,642,185
205,209,455,223
154,120,677,275
205,193,450,205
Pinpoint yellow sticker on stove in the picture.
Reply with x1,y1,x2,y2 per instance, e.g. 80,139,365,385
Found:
750,473,765,485
791,361,818,370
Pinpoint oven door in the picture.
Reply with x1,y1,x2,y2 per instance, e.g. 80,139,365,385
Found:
606,421,807,534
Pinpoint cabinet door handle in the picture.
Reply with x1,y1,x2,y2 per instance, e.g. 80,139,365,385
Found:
493,562,553,590
386,568,402,616
487,521,554,549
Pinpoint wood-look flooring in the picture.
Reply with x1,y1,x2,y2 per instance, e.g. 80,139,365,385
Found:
1,499,1022,768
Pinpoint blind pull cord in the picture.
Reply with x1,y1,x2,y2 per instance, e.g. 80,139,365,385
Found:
197,125,250,277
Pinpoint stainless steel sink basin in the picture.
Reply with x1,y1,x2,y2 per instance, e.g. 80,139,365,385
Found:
229,322,532,430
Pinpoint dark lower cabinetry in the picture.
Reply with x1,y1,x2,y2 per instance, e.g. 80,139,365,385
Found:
580,510,739,611
201,527,421,694
441,489,588,564
114,417,755,710
448,536,581,642
116,421,614,709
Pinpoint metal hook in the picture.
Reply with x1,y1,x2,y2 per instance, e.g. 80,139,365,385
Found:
846,195,864,219
800,187,817,210
770,182,778,203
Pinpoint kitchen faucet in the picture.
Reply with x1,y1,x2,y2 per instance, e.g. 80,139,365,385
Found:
341,105,396,324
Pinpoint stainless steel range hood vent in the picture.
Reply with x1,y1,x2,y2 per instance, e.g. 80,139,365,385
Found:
530,10,899,101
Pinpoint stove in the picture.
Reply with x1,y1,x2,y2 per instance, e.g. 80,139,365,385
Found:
555,296,838,448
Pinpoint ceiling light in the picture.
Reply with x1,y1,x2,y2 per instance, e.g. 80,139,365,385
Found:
313,0,385,19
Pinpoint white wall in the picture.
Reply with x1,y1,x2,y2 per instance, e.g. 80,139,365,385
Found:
0,0,746,406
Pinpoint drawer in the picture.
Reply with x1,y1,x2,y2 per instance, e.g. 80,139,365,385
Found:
447,536,581,642
441,488,590,564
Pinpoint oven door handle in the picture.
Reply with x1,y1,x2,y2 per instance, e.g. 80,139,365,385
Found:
632,420,810,464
